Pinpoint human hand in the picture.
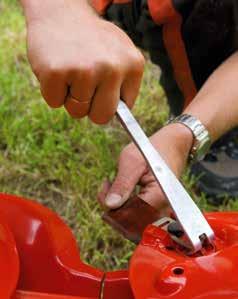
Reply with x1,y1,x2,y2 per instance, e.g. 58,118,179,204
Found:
22,0,144,124
98,123,193,214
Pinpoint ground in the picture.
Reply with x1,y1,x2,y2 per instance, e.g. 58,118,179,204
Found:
1,0,238,271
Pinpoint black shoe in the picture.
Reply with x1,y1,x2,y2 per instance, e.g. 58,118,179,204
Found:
190,128,238,205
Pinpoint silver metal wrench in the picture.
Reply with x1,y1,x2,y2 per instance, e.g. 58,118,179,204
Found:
116,100,215,253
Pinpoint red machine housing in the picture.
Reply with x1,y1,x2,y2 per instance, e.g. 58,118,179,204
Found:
130,213,238,299
0,193,237,299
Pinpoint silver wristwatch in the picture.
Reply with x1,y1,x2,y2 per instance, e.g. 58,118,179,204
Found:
168,114,211,162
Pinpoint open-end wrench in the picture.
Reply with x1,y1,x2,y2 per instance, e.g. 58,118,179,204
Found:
116,100,215,253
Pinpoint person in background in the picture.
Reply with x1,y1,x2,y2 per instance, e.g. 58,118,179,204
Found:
20,0,238,214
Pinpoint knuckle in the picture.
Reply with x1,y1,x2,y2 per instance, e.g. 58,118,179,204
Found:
81,63,97,82
33,62,64,83
46,62,63,77
112,175,133,192
119,144,146,169
120,144,137,161
38,64,63,83
132,55,145,75
101,60,121,79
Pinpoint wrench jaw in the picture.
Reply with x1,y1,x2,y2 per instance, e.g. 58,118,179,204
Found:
192,232,215,253
153,217,215,255
179,217,215,254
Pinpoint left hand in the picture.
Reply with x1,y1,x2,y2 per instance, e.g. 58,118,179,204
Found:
98,123,193,214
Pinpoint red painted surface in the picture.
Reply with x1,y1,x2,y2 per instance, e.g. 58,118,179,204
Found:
0,193,238,299
0,193,103,298
0,217,19,299
130,212,238,299
103,270,134,299
13,290,96,299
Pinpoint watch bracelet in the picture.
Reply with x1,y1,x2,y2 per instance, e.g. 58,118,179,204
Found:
166,114,211,163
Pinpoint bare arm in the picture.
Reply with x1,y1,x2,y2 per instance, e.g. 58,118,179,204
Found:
184,51,238,142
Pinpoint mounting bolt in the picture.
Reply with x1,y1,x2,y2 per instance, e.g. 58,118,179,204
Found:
168,222,184,238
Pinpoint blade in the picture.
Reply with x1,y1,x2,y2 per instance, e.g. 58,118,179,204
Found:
116,100,215,252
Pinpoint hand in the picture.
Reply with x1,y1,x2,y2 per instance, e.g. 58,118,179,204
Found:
23,0,144,124
98,124,193,213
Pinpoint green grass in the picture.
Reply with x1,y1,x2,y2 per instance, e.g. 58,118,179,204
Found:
1,0,238,271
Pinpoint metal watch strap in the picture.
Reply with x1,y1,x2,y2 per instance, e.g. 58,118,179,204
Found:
168,114,211,162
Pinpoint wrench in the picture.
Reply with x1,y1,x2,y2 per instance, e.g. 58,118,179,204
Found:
116,100,215,253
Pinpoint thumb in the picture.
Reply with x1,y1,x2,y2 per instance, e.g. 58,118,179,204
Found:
104,149,145,209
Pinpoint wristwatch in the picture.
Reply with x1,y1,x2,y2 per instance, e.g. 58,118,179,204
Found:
167,114,211,162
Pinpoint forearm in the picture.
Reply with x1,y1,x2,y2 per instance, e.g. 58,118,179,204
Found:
184,51,238,142
19,0,97,24
153,51,238,173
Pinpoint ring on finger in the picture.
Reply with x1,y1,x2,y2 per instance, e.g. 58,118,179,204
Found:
68,91,91,104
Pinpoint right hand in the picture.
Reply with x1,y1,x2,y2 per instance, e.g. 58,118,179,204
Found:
24,0,145,124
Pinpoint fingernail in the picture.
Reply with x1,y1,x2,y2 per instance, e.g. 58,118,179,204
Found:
105,193,123,209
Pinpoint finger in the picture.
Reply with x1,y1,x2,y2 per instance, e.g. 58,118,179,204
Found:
69,69,98,100
137,172,169,211
121,53,144,108
138,183,171,217
64,98,91,118
104,149,145,209
97,180,111,207
40,72,68,108
138,182,168,209
88,71,121,124
64,71,97,118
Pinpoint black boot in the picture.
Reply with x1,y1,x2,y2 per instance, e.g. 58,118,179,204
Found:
191,128,238,204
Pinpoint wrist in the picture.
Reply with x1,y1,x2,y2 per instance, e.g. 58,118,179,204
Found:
20,0,98,25
151,123,193,176
166,123,193,154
